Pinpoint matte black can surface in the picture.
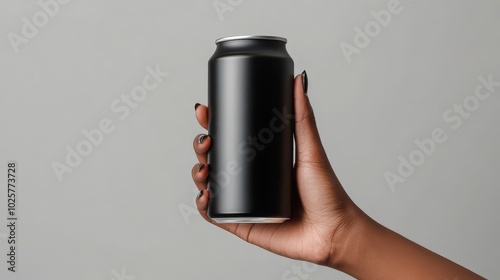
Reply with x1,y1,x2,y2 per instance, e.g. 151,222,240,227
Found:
207,35,294,223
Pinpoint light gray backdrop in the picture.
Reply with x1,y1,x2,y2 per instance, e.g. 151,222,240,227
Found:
1,0,499,279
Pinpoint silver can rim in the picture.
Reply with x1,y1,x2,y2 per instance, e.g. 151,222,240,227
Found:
215,35,287,44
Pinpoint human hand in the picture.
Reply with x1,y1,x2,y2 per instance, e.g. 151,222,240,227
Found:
191,72,484,279
191,72,359,266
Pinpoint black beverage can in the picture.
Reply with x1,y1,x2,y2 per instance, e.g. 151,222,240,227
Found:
207,35,294,223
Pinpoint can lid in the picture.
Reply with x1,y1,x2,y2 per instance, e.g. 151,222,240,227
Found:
215,35,287,44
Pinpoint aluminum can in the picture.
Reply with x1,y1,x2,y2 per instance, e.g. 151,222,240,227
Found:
207,35,294,223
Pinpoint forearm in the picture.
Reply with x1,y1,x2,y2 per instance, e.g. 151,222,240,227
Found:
329,209,484,279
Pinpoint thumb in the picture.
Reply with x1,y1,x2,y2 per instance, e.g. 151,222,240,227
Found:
294,71,328,164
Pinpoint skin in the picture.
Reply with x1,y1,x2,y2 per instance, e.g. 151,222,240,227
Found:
191,74,485,279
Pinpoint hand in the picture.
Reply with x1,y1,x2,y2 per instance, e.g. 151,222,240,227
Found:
191,72,484,279
191,73,359,266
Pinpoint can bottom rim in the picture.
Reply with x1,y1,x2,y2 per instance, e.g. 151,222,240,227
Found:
212,217,289,224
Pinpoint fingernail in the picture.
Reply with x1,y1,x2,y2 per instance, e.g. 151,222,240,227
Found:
196,163,205,172
301,70,308,95
197,189,204,199
195,103,200,110
198,134,206,144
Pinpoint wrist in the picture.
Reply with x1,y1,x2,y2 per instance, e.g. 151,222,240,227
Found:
326,205,485,279
326,205,381,272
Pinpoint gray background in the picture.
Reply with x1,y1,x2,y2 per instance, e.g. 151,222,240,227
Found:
1,0,499,279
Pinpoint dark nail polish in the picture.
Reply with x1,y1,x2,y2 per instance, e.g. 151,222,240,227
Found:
196,163,205,172
301,70,308,95
198,134,206,144
195,103,201,110
197,189,204,199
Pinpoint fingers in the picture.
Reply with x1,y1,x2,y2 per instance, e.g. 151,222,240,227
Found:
194,189,237,234
193,103,211,163
193,103,214,223
192,133,211,192
195,190,229,228
191,162,209,191
193,103,236,231
191,162,212,221
191,165,236,232
293,71,328,164
195,188,209,216
195,103,209,130
193,134,211,164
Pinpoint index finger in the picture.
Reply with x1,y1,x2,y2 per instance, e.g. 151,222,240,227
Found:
195,103,209,130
